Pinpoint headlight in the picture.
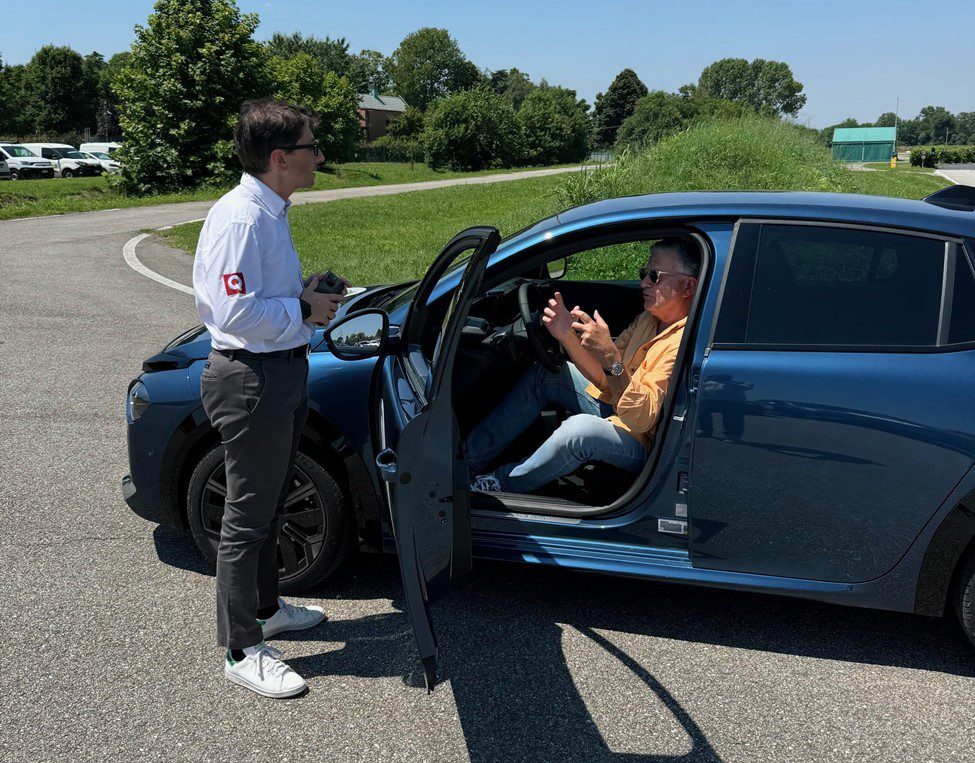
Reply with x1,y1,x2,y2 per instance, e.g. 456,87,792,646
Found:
127,381,150,422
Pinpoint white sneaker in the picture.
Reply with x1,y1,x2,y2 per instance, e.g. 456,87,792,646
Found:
260,597,326,639
224,643,306,699
471,473,502,492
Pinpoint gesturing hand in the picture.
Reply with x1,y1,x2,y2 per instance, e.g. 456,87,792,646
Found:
571,308,619,367
541,291,578,342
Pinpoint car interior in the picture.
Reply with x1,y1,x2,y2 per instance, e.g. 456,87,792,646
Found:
419,228,708,510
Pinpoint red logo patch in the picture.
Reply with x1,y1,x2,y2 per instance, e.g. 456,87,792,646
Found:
222,272,246,296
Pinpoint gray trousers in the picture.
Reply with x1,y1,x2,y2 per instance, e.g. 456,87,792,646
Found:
200,350,309,649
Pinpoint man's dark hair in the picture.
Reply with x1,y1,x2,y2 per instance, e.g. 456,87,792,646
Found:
651,237,701,279
233,99,319,174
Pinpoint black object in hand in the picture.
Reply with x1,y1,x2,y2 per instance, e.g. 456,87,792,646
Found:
314,271,344,295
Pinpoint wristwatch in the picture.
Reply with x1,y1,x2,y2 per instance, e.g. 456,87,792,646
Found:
604,360,625,377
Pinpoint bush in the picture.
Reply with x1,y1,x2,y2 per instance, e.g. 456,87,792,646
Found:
559,116,848,212
357,134,424,163
910,145,975,167
615,91,752,150
422,87,522,171
517,86,590,165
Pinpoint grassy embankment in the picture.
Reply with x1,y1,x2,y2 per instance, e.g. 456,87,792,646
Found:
0,161,577,221
159,118,952,285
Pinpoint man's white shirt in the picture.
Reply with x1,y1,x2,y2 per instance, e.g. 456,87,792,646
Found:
193,173,314,352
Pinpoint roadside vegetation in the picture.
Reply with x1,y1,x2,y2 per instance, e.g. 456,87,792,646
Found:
159,116,952,286
0,161,577,221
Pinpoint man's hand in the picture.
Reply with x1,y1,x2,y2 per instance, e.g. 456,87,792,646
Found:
303,271,350,296
571,308,619,368
541,291,579,342
300,277,345,326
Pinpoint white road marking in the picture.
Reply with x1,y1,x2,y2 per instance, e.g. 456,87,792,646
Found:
122,232,194,295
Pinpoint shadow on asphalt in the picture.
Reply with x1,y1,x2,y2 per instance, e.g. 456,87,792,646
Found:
154,524,974,759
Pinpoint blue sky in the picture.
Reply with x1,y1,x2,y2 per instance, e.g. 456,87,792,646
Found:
4,0,973,128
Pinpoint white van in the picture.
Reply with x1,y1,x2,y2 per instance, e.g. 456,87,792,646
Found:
0,144,55,180
21,143,103,178
80,151,121,174
80,142,121,156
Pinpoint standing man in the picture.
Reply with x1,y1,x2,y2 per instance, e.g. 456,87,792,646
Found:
193,99,346,698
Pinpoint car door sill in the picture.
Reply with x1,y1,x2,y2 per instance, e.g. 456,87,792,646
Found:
471,491,621,517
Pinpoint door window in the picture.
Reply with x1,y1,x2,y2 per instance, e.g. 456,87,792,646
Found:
726,224,947,347
948,245,975,344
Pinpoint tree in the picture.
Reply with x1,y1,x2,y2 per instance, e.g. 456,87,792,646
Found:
265,32,351,78
386,106,425,139
94,52,133,139
615,91,698,148
269,53,361,161
0,63,33,135
388,28,474,111
25,45,99,134
114,0,272,194
698,58,806,116
488,68,536,110
917,105,955,144
422,87,521,170
347,49,391,94
874,112,897,127
955,112,975,145
517,85,590,164
592,68,648,148
897,118,921,147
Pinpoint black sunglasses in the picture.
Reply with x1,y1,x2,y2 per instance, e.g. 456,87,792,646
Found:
281,140,321,156
639,267,687,283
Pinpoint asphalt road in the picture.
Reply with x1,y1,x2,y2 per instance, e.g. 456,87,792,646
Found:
2,176,974,762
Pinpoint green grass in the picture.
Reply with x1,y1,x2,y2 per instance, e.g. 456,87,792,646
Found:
0,161,577,221
159,118,953,285
863,162,934,173
159,174,568,285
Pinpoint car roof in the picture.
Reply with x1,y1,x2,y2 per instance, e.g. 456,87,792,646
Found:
551,191,975,239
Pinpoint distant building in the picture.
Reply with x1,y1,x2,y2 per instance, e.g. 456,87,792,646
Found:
831,127,897,162
357,88,408,142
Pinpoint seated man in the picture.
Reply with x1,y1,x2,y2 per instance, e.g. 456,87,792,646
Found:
465,238,699,494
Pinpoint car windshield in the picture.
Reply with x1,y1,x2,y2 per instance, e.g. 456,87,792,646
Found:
2,145,37,157
61,151,85,159
383,252,475,313
91,152,111,159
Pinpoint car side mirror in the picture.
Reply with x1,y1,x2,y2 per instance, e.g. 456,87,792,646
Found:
322,308,389,360
546,258,568,279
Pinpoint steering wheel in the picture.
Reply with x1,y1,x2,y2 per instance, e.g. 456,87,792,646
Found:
517,281,566,373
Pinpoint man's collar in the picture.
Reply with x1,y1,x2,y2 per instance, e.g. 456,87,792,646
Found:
240,173,290,217
653,315,687,339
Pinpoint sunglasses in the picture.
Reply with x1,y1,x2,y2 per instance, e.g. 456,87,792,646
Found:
639,267,687,283
281,140,321,156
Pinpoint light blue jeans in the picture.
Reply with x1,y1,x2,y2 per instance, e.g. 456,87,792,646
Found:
465,362,648,493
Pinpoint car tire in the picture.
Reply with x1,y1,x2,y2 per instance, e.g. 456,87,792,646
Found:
954,547,975,648
186,445,355,593
10,170,19,181
62,169,74,178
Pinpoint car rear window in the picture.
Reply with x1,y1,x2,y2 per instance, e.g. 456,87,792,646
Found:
739,224,947,347
948,245,975,344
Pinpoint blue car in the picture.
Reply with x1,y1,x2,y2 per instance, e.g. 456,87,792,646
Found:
125,186,975,688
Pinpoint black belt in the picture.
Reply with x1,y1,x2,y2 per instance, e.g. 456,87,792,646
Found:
215,344,310,360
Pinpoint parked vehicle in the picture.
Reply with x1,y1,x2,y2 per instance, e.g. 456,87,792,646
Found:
81,150,121,174
79,141,121,156
0,156,10,180
124,186,975,687
21,143,102,178
0,144,55,180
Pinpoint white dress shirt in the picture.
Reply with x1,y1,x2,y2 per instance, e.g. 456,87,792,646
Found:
192,173,315,352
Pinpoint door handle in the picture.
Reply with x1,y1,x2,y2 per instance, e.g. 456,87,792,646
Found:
376,448,399,482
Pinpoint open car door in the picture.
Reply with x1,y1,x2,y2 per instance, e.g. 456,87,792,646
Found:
377,226,501,691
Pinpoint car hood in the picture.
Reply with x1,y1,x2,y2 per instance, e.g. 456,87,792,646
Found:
159,284,386,361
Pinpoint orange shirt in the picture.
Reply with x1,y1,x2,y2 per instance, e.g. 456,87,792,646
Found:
585,312,686,448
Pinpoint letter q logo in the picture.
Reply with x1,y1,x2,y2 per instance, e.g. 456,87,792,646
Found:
222,272,246,296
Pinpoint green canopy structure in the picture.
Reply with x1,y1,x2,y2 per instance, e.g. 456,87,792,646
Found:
831,127,897,162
